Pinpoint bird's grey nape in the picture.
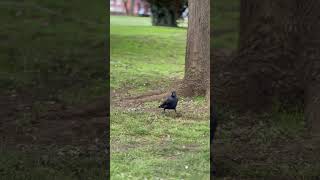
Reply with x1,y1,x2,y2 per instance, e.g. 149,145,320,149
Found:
171,91,177,96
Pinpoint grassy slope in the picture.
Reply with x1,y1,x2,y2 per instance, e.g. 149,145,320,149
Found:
110,16,210,179
213,0,320,178
0,0,107,104
111,16,186,95
0,1,107,179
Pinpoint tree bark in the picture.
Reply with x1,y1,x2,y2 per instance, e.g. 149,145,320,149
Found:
226,0,303,109
181,0,210,97
130,0,135,15
231,0,320,136
147,0,185,27
239,0,259,50
123,0,129,15
298,0,320,138
151,4,177,27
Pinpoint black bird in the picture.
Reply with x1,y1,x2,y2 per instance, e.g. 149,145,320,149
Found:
159,91,178,113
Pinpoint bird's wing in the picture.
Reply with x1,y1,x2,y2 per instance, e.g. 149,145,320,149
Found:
159,97,171,107
161,98,170,105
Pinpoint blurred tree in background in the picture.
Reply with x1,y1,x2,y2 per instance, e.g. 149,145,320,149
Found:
146,0,187,27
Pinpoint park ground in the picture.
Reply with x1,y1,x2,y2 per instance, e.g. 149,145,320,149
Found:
0,0,319,179
110,15,210,179
111,12,320,179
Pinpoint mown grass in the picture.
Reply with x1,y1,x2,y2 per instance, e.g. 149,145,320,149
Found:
0,1,107,179
111,109,209,179
0,147,106,180
110,16,210,179
0,0,107,105
110,16,186,95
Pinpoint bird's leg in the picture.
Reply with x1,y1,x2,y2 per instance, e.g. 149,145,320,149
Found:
174,109,177,113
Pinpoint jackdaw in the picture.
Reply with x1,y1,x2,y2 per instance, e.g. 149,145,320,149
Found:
159,91,178,113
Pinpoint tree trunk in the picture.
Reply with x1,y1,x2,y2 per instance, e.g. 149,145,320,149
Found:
147,0,185,27
123,0,129,15
298,0,320,138
151,4,177,27
130,0,135,15
233,0,320,136
228,0,303,109
239,0,259,50
182,0,210,97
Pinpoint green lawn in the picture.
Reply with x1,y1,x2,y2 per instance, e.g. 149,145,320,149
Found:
0,0,107,105
110,16,210,179
0,1,107,179
0,147,106,180
110,16,187,95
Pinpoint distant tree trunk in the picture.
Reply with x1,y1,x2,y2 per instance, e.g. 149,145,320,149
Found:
147,0,185,27
181,0,210,97
232,0,320,136
123,0,129,15
130,0,136,15
150,4,177,27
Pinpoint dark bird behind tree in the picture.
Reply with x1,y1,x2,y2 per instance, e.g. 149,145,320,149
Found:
159,91,178,113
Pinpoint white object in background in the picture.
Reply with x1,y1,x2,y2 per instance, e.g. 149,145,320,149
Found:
182,7,189,19
138,8,145,15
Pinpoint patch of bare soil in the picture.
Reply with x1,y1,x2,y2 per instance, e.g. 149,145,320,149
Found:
112,86,210,119
0,78,188,151
111,78,184,109
0,91,108,151
114,91,166,107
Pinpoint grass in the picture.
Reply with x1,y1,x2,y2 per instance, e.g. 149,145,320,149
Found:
111,110,209,179
0,0,107,105
0,1,107,179
110,16,186,95
110,16,210,179
214,104,320,178
0,147,106,180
